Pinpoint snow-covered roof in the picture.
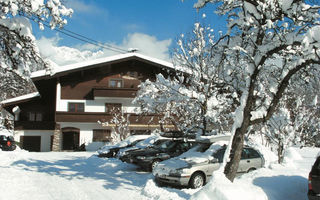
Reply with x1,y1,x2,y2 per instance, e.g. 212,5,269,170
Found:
31,53,174,80
1,53,173,106
0,92,40,106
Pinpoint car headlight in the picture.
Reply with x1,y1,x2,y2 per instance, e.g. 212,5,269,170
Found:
136,156,155,160
136,156,146,160
169,168,189,177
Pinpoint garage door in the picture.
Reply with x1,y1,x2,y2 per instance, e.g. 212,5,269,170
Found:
20,136,41,152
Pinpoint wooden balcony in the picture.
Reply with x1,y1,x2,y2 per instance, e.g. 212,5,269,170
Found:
14,121,56,130
92,87,137,98
55,111,161,125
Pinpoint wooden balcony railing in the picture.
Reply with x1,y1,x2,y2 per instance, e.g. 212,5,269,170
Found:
92,87,137,98
55,111,161,125
14,121,56,130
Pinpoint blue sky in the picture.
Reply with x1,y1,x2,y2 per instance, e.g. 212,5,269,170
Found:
32,0,227,64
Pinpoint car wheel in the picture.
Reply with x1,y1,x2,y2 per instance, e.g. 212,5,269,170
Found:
150,160,161,172
189,172,205,189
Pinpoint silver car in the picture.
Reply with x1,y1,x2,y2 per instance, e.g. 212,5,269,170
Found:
153,145,264,189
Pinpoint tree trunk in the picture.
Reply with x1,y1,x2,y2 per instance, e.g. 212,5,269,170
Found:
224,70,255,181
224,123,248,181
278,140,284,164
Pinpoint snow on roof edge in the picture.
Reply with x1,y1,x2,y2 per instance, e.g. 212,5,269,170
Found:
1,92,40,105
31,53,174,79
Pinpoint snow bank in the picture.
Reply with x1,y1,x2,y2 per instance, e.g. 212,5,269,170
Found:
191,147,319,200
142,180,189,200
191,171,267,200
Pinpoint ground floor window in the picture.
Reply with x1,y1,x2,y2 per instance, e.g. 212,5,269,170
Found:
93,129,111,142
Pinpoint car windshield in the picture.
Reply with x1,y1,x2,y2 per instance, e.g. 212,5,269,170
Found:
194,143,211,152
154,140,175,150
213,148,225,163
0,135,7,141
128,139,143,147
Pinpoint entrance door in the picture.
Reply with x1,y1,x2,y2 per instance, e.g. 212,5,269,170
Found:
62,127,80,150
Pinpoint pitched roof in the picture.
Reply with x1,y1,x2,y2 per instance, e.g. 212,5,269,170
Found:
31,52,174,80
1,53,174,106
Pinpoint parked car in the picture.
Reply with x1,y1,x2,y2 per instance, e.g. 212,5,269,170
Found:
0,135,16,151
118,136,169,158
121,139,197,171
97,135,151,158
308,155,320,200
153,143,264,189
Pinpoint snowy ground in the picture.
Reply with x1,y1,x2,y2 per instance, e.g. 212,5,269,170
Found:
0,147,318,200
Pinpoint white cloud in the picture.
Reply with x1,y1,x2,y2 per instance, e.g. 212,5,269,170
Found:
36,33,172,66
65,0,107,16
119,33,172,61
36,35,104,66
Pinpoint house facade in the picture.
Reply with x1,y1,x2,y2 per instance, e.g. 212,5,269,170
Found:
2,53,175,152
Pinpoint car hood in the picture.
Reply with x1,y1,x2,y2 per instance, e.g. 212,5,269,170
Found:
156,157,210,171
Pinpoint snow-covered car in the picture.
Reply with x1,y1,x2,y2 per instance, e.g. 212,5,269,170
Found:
121,139,198,171
0,135,16,151
153,142,264,188
308,155,320,200
117,136,169,158
97,135,151,158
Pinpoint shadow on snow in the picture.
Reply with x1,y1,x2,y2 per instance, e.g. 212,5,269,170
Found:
6,153,151,191
253,175,308,200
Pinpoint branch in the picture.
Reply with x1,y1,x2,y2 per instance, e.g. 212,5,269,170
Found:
250,59,318,125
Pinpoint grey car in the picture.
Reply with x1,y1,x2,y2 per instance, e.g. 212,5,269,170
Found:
153,145,264,189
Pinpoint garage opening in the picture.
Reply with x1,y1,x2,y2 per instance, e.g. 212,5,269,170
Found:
62,127,80,151
20,136,41,152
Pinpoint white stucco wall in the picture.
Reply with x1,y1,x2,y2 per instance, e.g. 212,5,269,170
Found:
59,122,109,151
14,130,54,152
57,98,139,113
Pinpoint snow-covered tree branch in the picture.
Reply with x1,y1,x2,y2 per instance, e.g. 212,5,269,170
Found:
194,0,320,181
0,0,72,101
98,107,131,144
134,23,235,136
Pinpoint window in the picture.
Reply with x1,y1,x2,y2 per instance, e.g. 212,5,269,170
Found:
109,79,123,88
213,149,225,163
93,129,111,142
130,130,151,135
128,71,137,78
28,112,43,121
105,103,122,113
68,103,84,112
246,148,261,159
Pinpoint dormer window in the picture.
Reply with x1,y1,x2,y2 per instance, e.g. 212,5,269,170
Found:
109,79,123,88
